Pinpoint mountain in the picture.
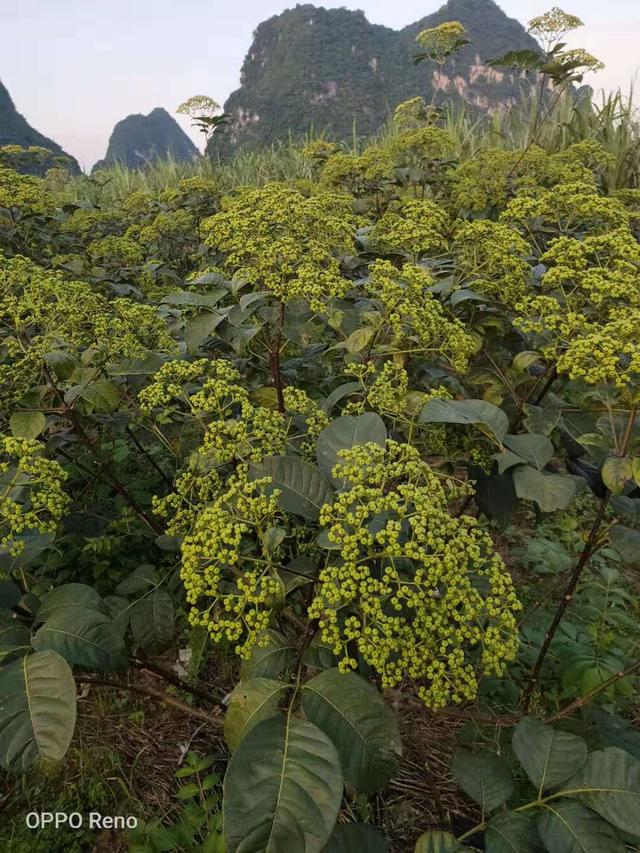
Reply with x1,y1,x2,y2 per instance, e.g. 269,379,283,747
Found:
92,107,199,172
209,0,538,157
0,78,81,174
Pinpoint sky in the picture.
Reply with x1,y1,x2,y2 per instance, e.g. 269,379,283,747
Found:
1,0,639,170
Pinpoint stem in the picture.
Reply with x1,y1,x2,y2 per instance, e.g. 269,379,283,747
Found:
42,366,163,535
131,656,220,707
269,301,286,414
521,404,637,713
126,424,173,488
544,658,640,724
75,675,223,726
521,493,611,713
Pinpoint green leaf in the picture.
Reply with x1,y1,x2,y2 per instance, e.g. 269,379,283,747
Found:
0,581,21,610
420,399,508,445
9,411,46,440
565,746,640,836
513,467,577,512
130,589,175,653
323,382,361,413
224,677,289,752
80,378,121,412
609,524,640,565
316,413,387,488
537,801,624,853
250,456,334,521
512,718,587,792
524,405,560,437
503,434,554,471
451,749,514,813
36,583,107,623
414,831,471,852
485,812,542,853
115,564,157,596
184,311,224,352
342,327,374,354
160,289,226,308
0,614,31,662
239,629,295,680
323,823,389,852
0,650,76,772
495,449,526,475
33,609,127,671
601,458,633,495
301,668,401,794
223,714,342,853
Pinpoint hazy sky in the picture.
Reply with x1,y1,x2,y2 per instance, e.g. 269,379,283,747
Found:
1,0,639,170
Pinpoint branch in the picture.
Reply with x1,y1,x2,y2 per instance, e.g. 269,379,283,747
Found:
75,675,224,727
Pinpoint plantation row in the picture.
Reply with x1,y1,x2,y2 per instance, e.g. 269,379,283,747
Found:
2,9,640,853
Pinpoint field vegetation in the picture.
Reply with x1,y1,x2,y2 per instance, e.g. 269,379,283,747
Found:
1,7,640,852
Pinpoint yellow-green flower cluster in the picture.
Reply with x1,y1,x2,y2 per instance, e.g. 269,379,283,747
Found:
180,466,285,658
528,7,583,40
453,220,532,307
0,255,175,405
202,183,355,311
283,387,329,453
502,181,628,240
86,235,145,267
365,260,476,372
366,362,409,416
0,167,54,220
321,149,396,197
374,199,450,258
308,441,520,707
392,127,456,168
0,436,69,556
392,97,433,133
416,21,468,61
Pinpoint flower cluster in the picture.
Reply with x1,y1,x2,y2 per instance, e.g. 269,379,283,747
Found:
180,466,285,657
0,255,176,405
392,127,456,168
308,441,520,707
416,21,468,61
502,181,628,242
393,97,433,132
202,183,354,311
364,260,476,373
0,436,69,556
373,199,450,258
452,220,532,307
321,149,396,198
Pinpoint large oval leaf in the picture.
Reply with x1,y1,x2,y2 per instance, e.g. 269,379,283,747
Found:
537,801,624,853
414,831,471,852
513,467,577,512
0,650,76,773
36,583,107,623
485,812,542,852
250,456,334,520
419,399,509,445
451,749,514,813
512,718,587,791
0,613,31,663
33,609,127,671
565,747,640,836
224,677,289,751
223,713,342,852
301,668,401,794
503,434,554,471
130,588,175,654
239,629,295,680
323,823,389,852
316,414,387,488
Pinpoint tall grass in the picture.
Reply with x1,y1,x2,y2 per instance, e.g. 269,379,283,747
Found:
58,84,640,205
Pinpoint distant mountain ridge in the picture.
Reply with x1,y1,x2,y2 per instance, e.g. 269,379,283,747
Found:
0,78,81,173
209,0,538,157
92,107,198,172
